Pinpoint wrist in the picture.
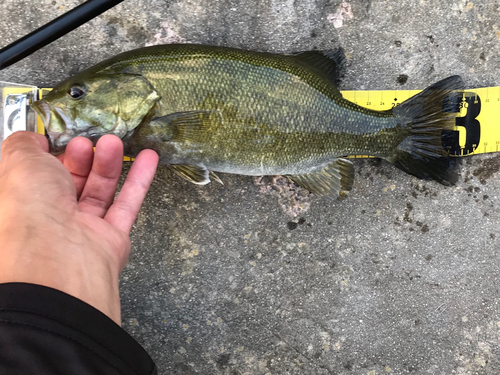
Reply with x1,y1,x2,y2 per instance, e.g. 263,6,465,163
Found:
0,220,123,324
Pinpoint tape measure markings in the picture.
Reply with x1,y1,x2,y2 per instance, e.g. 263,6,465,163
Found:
3,85,498,159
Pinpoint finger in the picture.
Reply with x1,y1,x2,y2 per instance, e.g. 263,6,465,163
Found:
1,131,49,160
78,135,123,217
104,149,158,234
62,137,94,198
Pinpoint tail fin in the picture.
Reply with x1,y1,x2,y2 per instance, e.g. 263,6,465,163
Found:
392,75,464,186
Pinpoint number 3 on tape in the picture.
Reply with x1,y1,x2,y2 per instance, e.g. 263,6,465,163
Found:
443,92,481,156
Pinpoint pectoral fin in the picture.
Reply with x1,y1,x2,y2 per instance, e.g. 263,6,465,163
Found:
170,165,222,185
287,158,354,199
150,110,218,143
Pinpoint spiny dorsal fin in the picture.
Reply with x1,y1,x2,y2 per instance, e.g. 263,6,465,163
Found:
287,158,354,199
292,48,346,87
150,110,217,143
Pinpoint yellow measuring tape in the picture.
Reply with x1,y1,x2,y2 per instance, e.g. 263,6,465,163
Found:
342,86,500,157
22,85,500,159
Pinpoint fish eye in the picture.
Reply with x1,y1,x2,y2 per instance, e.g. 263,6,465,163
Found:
68,86,85,99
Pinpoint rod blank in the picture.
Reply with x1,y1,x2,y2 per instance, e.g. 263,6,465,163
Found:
0,0,125,70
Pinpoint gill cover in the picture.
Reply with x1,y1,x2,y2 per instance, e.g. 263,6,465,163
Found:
32,73,160,154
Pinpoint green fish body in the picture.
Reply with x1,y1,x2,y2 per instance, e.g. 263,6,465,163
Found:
32,44,463,198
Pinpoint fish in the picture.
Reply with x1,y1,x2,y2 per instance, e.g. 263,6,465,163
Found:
31,44,464,199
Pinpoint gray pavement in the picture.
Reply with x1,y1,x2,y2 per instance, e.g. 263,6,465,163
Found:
1,1,500,374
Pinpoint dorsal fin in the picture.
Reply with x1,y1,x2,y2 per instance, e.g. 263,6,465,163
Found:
291,48,346,87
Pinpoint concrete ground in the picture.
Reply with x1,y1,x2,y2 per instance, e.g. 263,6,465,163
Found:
1,1,500,374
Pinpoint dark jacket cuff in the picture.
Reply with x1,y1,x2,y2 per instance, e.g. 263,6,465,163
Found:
0,282,156,375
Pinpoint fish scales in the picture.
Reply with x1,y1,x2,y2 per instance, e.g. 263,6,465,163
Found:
97,45,401,175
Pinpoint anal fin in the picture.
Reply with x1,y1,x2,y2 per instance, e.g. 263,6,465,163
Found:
171,165,209,185
287,158,354,199
170,165,222,185
209,171,223,185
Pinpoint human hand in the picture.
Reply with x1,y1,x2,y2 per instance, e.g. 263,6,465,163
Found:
0,132,158,325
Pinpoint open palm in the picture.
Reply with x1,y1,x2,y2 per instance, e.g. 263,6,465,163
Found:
0,132,158,324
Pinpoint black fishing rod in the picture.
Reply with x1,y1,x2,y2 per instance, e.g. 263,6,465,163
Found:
0,0,125,70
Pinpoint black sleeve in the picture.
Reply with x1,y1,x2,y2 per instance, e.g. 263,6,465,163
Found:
0,282,156,375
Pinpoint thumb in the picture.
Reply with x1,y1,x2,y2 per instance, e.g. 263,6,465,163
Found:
0,131,76,202
1,132,49,160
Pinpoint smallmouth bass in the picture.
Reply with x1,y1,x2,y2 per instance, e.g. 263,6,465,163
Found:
32,44,463,198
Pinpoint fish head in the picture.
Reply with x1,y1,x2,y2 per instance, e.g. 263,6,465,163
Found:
31,73,160,154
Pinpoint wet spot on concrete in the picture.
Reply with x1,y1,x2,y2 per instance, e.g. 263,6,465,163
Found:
465,185,474,194
367,158,393,180
364,171,374,182
391,14,401,23
412,183,438,198
472,156,500,184
105,24,118,38
397,74,409,85
343,361,353,370
405,363,418,373
216,353,231,369
126,25,148,45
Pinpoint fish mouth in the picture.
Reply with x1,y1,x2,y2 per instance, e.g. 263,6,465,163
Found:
31,100,71,155
31,100,50,127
